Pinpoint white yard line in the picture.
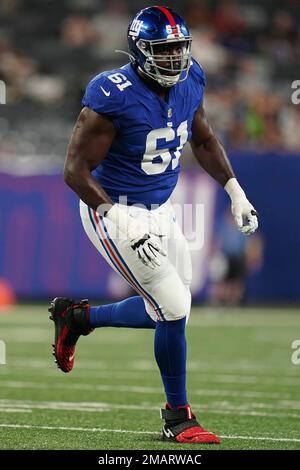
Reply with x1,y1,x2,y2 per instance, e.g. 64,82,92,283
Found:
3,398,300,411
0,423,300,444
0,380,293,400
2,399,300,419
0,409,32,413
7,357,300,377
4,359,300,386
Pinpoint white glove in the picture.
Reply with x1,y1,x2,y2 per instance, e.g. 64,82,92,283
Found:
103,204,167,269
224,178,258,235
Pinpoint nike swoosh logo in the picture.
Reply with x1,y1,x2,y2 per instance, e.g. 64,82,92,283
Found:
163,427,174,438
100,86,110,97
69,354,75,362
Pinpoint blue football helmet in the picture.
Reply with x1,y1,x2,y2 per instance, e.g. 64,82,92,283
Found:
127,6,192,88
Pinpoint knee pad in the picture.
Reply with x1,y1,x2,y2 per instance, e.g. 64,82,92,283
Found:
163,287,191,322
144,288,191,323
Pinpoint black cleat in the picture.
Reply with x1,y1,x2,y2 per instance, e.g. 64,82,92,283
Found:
161,404,220,444
48,297,93,373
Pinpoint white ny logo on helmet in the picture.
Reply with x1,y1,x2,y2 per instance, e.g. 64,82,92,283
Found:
129,19,144,36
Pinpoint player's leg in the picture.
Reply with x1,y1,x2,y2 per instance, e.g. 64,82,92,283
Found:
79,200,159,328
89,296,155,329
153,279,219,443
49,296,155,373
49,202,158,373
154,202,220,443
80,198,192,337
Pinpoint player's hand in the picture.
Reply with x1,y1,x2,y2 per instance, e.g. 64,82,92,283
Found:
224,178,258,235
103,204,167,268
127,216,167,269
231,199,258,235
130,233,167,269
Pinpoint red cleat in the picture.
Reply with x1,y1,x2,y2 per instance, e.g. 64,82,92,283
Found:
161,404,220,444
48,297,93,373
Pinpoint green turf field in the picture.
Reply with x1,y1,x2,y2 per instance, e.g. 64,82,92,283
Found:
0,305,300,450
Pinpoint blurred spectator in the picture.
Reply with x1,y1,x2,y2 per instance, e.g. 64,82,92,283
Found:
91,0,130,57
209,207,264,305
61,15,99,48
0,0,300,167
192,28,230,75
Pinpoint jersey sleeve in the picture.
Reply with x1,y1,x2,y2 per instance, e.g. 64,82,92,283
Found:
189,58,206,107
82,73,125,127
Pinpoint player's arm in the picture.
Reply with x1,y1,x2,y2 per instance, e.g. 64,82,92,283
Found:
191,104,258,234
65,106,165,268
64,106,116,210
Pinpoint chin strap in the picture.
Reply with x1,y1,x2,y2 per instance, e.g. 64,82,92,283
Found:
115,49,135,63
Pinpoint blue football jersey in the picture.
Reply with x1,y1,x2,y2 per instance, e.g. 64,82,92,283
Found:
82,59,205,209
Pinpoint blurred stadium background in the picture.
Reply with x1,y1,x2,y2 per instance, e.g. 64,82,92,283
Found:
1,0,300,451
1,0,300,304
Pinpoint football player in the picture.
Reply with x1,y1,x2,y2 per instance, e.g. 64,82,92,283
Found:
49,6,258,444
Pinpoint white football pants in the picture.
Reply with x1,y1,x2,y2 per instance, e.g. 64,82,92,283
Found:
79,199,192,323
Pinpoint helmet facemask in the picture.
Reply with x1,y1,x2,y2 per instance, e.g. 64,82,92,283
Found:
136,37,192,87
